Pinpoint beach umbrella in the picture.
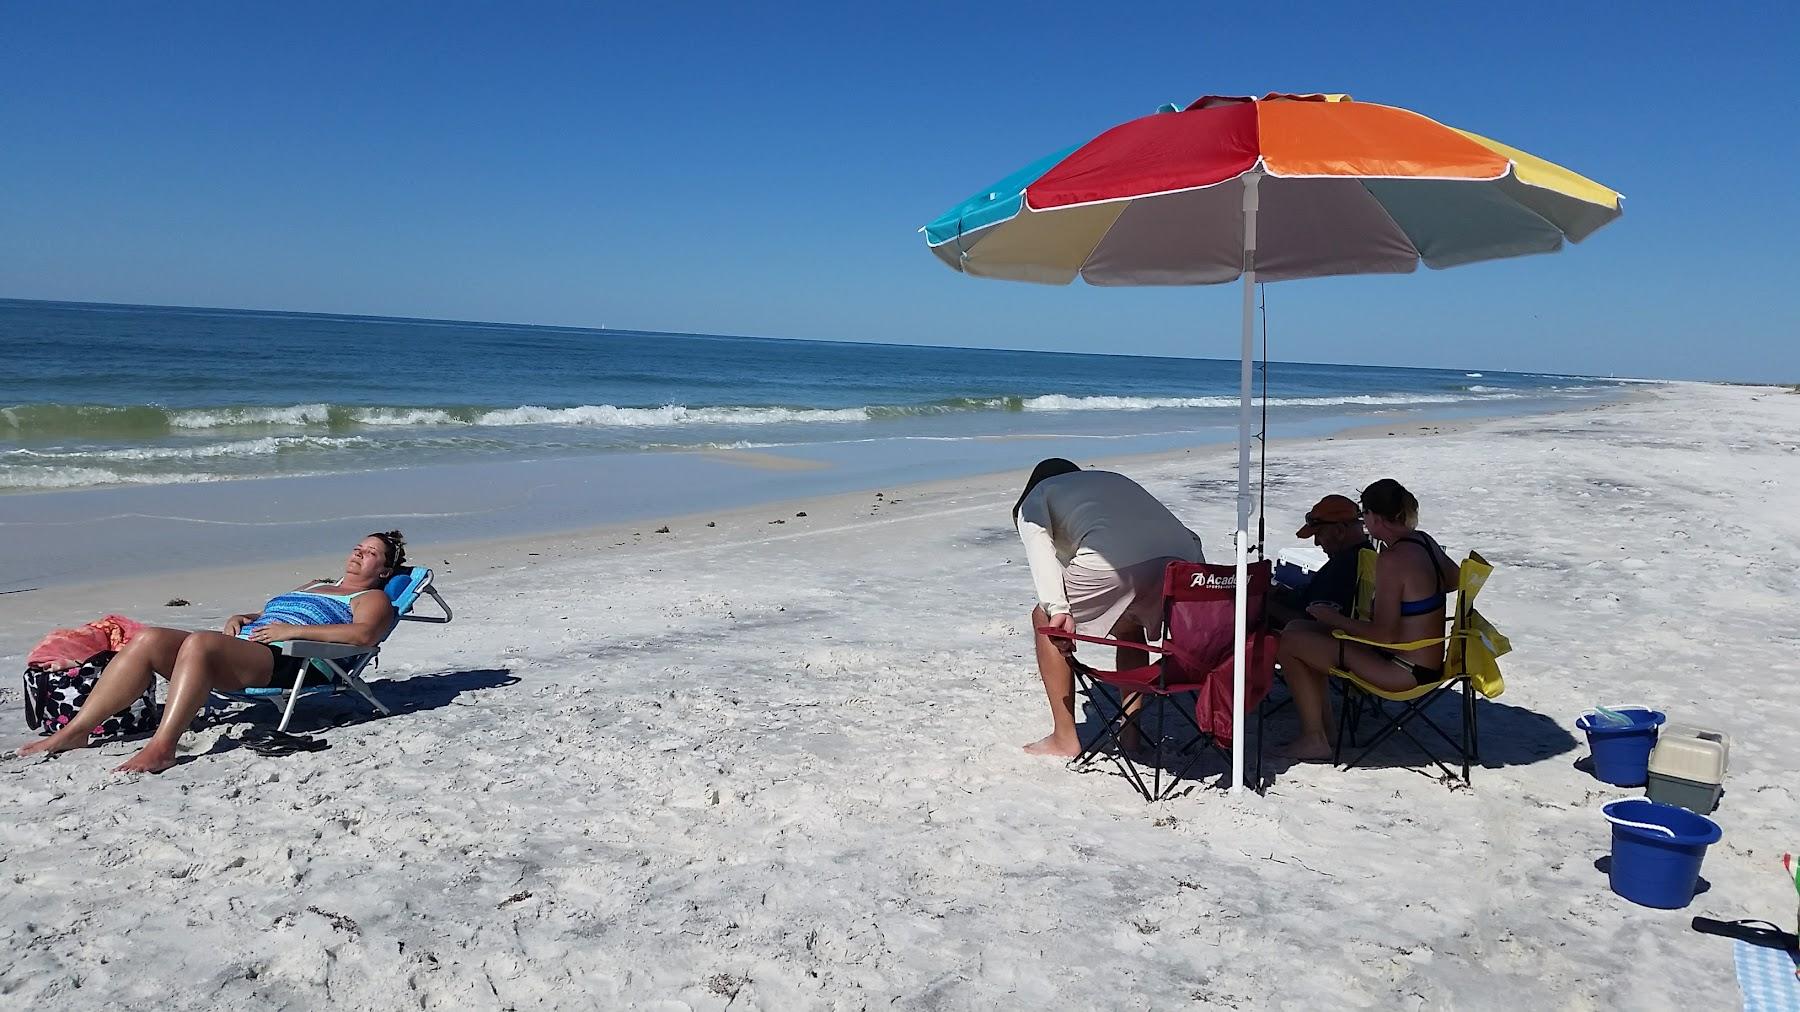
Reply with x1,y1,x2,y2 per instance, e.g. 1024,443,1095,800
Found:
922,92,1622,792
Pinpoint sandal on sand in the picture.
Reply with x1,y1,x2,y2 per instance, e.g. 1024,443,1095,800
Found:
241,729,329,757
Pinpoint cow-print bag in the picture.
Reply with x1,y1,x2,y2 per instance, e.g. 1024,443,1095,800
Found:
22,651,160,738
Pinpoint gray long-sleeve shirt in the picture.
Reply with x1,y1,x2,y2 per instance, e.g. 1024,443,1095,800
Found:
1015,470,1205,616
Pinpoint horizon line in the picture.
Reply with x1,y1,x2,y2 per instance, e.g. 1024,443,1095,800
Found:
0,294,1597,380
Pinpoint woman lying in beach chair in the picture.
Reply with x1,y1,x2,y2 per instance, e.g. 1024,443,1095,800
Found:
15,531,412,773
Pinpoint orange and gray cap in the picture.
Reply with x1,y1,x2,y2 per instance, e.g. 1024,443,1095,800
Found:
1296,495,1361,538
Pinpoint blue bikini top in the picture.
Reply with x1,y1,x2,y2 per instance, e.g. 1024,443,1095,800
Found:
1394,533,1453,616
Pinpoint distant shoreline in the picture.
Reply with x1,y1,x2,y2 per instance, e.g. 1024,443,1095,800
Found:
0,388,1653,592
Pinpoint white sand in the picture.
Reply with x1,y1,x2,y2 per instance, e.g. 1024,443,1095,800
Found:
2,383,1797,1009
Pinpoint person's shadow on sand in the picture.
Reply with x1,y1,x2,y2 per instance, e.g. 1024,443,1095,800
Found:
203,667,519,744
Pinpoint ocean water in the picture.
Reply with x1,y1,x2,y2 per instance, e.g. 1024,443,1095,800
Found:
1,298,1618,494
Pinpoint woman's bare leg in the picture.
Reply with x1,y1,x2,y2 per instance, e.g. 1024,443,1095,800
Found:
1275,622,1339,761
16,627,189,757
115,632,274,773
1277,624,1429,761
1023,605,1082,757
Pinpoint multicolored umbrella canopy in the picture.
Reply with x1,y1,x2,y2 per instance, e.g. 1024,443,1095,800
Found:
923,93,1622,794
923,93,1622,286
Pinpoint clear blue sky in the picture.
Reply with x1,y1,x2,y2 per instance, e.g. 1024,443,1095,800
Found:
2,2,1795,381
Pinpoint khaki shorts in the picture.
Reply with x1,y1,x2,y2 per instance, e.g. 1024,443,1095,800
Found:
1064,557,1185,638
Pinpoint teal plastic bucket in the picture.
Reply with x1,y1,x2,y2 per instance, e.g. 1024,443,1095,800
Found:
1602,799,1721,909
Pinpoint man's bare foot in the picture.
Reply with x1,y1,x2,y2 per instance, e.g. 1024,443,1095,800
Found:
1022,733,1082,758
114,743,178,774
1275,734,1334,762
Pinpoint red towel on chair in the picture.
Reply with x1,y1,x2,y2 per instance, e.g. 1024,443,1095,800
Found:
26,615,145,670
1193,631,1277,747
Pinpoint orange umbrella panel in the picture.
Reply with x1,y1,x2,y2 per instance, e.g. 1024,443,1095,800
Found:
922,93,1622,286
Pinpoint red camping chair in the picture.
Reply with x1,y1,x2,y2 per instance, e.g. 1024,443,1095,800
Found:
1039,560,1277,800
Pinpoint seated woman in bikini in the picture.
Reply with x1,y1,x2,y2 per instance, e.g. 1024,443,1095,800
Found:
1274,479,1459,761
16,531,408,774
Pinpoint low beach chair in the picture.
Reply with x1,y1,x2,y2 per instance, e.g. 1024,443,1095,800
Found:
1042,560,1276,800
212,566,452,732
1329,551,1509,785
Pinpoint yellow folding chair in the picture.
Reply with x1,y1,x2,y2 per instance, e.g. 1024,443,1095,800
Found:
1329,551,1510,784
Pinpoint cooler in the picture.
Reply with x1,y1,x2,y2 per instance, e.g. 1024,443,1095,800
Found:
1645,724,1729,815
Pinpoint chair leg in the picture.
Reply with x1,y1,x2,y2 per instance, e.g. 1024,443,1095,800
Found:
1462,681,1474,784
1256,696,1265,793
1340,682,1474,787
277,665,310,733
1333,688,1353,765
1391,711,1464,783
1069,672,1155,801
1162,700,1219,799
334,657,393,718
1471,687,1483,765
1070,670,1128,768
1340,690,1441,772
1153,699,1165,801
1108,695,1156,802
290,656,394,733
1068,668,1111,769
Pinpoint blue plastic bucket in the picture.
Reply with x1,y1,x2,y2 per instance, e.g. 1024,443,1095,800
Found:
1602,799,1722,908
1575,706,1666,786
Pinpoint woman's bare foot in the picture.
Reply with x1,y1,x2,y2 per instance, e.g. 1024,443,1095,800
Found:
114,743,178,774
1022,733,1082,758
16,730,90,758
1275,733,1334,762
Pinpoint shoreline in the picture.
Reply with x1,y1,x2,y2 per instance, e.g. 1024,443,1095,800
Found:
0,389,1634,595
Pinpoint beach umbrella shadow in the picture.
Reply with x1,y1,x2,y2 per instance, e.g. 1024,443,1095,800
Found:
1071,689,1254,794
1245,682,1580,786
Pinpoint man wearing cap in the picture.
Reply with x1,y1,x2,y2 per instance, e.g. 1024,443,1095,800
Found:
1270,494,1371,629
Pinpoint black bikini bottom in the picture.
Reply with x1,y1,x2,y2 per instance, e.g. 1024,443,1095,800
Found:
259,644,309,690
1340,639,1444,686
1378,648,1443,686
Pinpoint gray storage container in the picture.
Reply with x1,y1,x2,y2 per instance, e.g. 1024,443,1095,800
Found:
1645,724,1729,814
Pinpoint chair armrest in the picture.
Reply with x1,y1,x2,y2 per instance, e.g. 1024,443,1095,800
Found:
1035,626,1172,655
399,585,452,624
273,640,374,660
1329,630,1447,652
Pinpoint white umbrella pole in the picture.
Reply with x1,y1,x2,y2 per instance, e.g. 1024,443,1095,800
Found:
1231,170,1261,793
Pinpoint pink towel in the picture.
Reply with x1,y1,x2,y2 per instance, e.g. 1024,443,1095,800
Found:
26,614,145,670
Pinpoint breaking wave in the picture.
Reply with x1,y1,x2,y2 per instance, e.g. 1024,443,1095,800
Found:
2,435,369,463
2,389,1518,437
0,466,229,490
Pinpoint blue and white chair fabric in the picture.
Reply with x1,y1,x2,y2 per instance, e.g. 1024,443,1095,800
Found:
211,566,452,732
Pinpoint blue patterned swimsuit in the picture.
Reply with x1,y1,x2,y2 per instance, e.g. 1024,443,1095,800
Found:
240,583,376,686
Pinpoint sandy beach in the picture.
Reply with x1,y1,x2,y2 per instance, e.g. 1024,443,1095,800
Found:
2,381,1797,1009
